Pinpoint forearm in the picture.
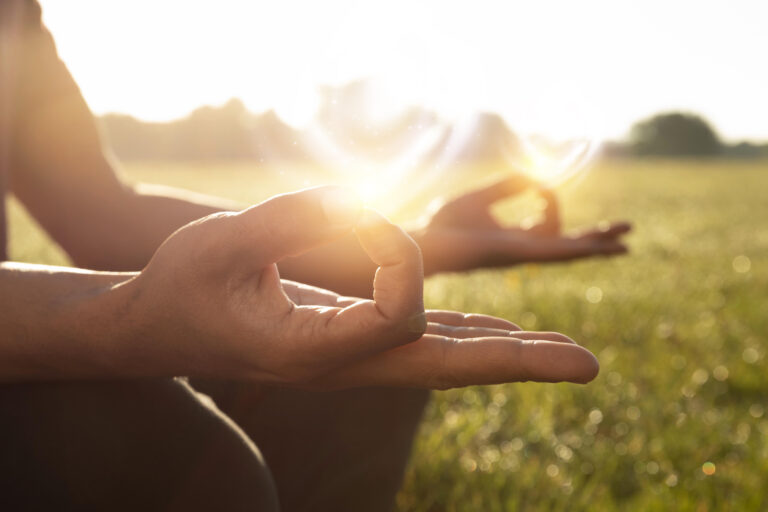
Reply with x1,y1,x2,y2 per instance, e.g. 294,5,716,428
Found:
79,182,238,271
58,179,401,297
0,262,136,381
15,169,236,271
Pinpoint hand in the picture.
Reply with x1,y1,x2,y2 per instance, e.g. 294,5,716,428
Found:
111,186,425,383
282,280,599,389
418,174,631,274
107,185,597,388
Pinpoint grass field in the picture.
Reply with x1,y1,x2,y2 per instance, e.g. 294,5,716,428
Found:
8,159,768,511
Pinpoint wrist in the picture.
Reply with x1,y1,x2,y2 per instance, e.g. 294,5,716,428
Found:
410,227,471,275
53,271,144,378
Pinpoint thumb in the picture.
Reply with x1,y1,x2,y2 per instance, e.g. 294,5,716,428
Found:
291,208,426,368
233,186,363,265
533,188,561,236
354,209,425,327
464,174,534,208
539,188,560,235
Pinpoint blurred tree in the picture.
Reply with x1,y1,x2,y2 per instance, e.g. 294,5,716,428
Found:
104,99,768,163
101,99,259,161
724,141,768,158
628,112,722,156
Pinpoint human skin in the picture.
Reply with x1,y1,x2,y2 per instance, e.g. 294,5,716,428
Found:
0,186,599,387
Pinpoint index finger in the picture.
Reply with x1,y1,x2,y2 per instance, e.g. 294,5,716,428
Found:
305,209,426,367
579,221,632,240
536,188,561,235
461,174,534,208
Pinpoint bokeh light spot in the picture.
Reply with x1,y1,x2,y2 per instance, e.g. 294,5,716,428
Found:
586,286,603,304
712,365,729,381
732,255,751,273
743,347,760,364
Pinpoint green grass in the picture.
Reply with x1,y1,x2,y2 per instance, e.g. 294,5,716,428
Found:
8,159,768,511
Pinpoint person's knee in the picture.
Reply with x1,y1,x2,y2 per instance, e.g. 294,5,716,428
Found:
229,386,430,512
161,381,280,511
0,379,279,511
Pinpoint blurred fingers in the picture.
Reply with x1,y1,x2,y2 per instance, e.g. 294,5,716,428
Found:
469,174,534,205
534,188,561,236
589,239,629,256
579,221,632,240
516,236,626,262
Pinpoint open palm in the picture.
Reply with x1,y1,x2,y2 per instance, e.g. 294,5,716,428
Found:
420,174,631,273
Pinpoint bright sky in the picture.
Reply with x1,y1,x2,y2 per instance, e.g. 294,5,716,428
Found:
40,0,768,141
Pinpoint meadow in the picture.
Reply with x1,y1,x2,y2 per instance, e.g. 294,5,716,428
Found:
8,159,768,511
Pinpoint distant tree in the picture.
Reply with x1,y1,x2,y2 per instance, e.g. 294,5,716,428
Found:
600,140,630,158
629,112,722,156
724,141,768,159
101,99,272,161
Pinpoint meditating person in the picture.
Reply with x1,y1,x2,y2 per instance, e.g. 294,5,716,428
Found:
0,1,629,510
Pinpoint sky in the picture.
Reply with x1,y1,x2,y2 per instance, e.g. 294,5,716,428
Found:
39,0,768,142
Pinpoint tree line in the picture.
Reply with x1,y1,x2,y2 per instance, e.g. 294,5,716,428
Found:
98,97,768,162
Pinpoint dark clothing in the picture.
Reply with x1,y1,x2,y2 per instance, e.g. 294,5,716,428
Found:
0,379,428,511
0,1,429,509
0,379,280,511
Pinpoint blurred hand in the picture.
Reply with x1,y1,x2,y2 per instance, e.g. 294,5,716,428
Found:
111,186,597,388
419,174,631,273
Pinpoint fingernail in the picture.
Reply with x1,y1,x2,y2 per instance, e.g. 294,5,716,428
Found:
407,312,428,334
356,208,389,230
322,188,363,228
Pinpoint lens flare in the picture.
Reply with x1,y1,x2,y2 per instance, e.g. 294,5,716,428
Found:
300,78,451,212
496,84,606,187
278,76,605,212
512,134,602,186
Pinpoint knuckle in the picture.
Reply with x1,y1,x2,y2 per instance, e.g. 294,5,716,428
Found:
378,309,427,345
253,204,287,242
514,340,534,382
544,331,576,344
406,311,428,337
251,193,306,237
376,317,422,346
426,337,459,390
401,229,423,259
385,224,421,256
